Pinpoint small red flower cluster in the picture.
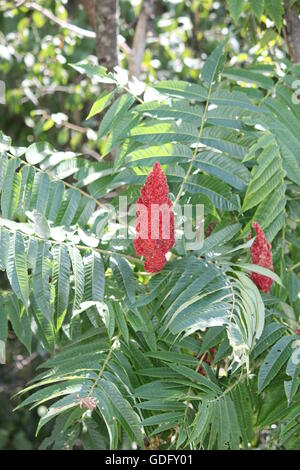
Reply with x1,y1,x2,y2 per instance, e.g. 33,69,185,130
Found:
134,162,175,273
249,221,274,293
195,348,216,376
296,320,300,336
205,221,217,238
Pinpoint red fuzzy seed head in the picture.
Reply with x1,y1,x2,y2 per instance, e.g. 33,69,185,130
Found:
296,329,300,336
134,162,175,273
249,221,274,293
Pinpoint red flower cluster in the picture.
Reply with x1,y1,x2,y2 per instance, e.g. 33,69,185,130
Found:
205,221,217,238
249,221,274,293
134,162,175,273
195,348,216,376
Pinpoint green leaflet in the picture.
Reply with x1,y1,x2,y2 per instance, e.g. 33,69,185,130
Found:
0,152,8,192
135,100,203,124
184,173,240,211
98,93,136,140
264,0,284,31
242,141,285,211
7,231,29,308
32,240,53,322
55,189,81,226
125,143,193,167
52,244,71,331
192,396,241,449
99,380,144,447
249,0,264,20
110,255,135,304
25,142,55,165
81,418,107,450
129,121,198,145
251,322,286,360
5,294,32,353
68,245,84,311
227,0,243,23
200,126,253,158
202,42,226,87
241,136,286,239
30,172,50,216
223,68,274,89
1,158,21,219
153,80,208,101
86,89,115,120
258,336,294,393
284,346,300,404
83,251,105,302
194,150,250,190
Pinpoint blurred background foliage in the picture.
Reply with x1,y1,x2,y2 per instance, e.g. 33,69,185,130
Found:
0,0,291,153
0,0,299,449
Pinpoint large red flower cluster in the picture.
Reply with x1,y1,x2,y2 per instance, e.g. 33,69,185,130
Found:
249,221,274,293
134,162,175,272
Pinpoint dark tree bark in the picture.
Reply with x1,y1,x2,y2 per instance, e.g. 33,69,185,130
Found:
95,0,119,70
285,0,300,63
129,0,155,79
79,0,119,69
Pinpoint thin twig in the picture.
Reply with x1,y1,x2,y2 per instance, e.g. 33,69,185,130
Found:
289,260,300,272
88,332,121,397
19,159,103,208
23,1,96,39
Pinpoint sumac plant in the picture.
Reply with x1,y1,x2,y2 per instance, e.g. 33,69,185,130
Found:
1,45,300,450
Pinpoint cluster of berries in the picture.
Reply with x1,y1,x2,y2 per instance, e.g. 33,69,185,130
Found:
249,221,274,294
134,162,175,272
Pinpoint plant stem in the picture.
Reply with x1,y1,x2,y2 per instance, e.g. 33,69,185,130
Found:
76,244,144,265
88,332,121,397
174,83,213,207
289,260,300,271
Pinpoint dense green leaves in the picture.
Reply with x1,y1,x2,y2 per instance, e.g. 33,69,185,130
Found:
1,38,299,451
227,0,243,23
258,336,294,392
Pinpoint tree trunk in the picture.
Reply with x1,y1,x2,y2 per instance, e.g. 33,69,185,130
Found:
129,0,155,79
94,0,119,70
285,0,300,63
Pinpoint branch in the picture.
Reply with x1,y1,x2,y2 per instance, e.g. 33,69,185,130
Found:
129,0,155,80
24,1,96,39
